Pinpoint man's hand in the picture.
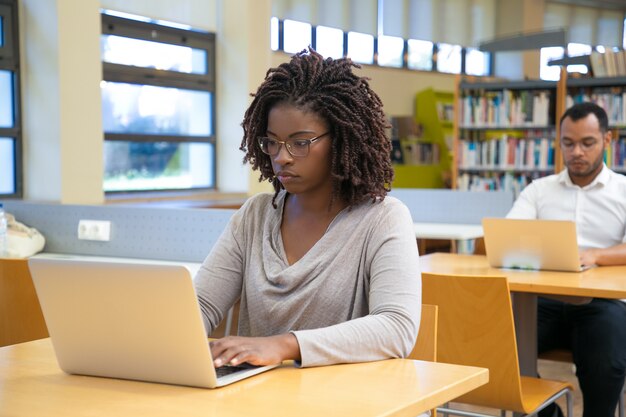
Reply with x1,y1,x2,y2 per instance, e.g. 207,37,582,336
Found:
210,334,301,367
579,248,600,268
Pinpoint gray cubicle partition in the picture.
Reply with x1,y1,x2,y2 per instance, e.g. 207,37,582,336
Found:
389,189,514,224
1,201,236,263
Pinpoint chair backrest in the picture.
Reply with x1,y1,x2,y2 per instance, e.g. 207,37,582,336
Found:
0,258,48,346
422,272,525,411
408,304,438,361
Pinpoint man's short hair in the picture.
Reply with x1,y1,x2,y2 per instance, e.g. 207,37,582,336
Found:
560,102,609,132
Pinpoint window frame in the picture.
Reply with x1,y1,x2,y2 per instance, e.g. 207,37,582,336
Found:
101,13,217,194
0,0,22,198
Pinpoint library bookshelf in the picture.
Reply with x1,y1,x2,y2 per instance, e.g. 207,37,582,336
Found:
454,78,559,196
448,68,626,196
566,75,626,175
392,88,454,188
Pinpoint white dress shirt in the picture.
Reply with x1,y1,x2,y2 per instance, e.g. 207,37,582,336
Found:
507,164,626,251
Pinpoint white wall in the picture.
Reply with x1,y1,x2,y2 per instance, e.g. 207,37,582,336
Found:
20,0,103,204
100,0,217,31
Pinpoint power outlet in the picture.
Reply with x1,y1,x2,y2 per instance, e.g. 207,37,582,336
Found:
78,220,111,241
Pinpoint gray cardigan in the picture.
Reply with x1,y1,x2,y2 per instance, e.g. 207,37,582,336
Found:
194,191,421,367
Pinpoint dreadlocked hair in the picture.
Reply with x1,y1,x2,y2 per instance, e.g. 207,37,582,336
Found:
240,47,394,209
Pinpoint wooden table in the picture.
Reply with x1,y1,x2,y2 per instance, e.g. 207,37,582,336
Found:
0,339,488,417
420,253,626,376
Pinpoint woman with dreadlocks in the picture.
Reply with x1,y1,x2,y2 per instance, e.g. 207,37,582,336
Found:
195,48,420,369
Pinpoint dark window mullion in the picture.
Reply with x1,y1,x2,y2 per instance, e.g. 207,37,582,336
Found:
102,63,214,91
0,4,15,61
102,14,214,50
104,132,216,144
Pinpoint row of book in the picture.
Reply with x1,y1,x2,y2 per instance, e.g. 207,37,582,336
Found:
606,137,626,171
456,172,546,198
589,50,626,78
567,93,626,126
457,136,555,170
436,101,455,122
459,90,552,127
391,139,440,165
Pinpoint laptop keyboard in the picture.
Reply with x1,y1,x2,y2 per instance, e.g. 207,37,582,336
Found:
215,363,260,378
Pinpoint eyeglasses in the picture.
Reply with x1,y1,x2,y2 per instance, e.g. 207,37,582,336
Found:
561,139,600,152
258,132,330,158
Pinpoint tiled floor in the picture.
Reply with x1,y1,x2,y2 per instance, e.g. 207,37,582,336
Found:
442,359,624,416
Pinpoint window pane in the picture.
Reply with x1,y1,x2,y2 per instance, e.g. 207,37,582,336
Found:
101,35,207,75
0,70,12,128
568,43,592,57
101,82,212,136
465,48,490,76
540,46,564,81
283,19,311,54
347,32,374,64
436,43,462,74
407,39,433,71
567,43,591,75
104,141,214,192
378,35,404,68
0,137,15,194
270,17,279,51
316,25,343,59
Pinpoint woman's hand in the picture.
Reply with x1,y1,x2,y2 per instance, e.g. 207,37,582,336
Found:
210,333,301,367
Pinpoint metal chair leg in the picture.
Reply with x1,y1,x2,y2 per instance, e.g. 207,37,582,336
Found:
619,383,624,417
565,391,573,417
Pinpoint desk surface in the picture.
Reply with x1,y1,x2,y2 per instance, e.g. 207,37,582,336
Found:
420,253,626,299
1,339,488,417
414,223,484,240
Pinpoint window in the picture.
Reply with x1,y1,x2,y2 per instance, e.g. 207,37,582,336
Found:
436,43,462,74
407,39,433,71
539,46,565,81
270,17,279,51
272,14,491,77
465,48,490,76
0,0,20,197
347,31,375,64
377,35,404,68
101,13,216,193
567,42,592,74
283,19,311,54
316,25,344,59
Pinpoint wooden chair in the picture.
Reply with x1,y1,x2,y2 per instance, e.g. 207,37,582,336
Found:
539,349,625,417
408,303,439,417
0,258,48,347
409,303,439,362
422,272,573,417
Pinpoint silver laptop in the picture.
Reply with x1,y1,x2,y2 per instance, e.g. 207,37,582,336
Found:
28,258,279,388
482,218,588,272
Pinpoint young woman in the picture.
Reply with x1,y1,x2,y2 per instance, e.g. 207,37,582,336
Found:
195,48,421,368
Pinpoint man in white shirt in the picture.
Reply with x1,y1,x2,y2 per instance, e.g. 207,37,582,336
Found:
507,102,626,417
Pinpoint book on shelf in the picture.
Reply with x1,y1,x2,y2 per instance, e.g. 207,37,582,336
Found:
401,140,440,165
459,90,551,127
589,52,607,77
456,171,538,197
606,134,626,172
567,92,626,126
589,50,626,78
391,139,404,164
457,133,554,171
389,116,439,165
436,101,455,123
